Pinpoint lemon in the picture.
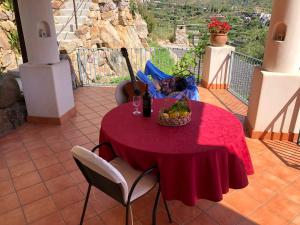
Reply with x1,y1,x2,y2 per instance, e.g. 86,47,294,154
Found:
179,111,189,117
169,112,180,119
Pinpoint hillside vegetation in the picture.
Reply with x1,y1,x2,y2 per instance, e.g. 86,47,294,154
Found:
138,0,272,59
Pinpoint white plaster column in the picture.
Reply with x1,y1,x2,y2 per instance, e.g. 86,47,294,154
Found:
263,0,300,73
202,45,235,89
18,0,75,124
246,0,300,141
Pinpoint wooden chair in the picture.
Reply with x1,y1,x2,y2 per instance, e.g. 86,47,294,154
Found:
71,144,172,225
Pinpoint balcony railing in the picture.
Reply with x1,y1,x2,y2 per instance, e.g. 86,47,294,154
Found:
77,47,203,86
228,51,262,105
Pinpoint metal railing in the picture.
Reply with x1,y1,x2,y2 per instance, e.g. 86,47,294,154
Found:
228,51,262,105
77,47,203,86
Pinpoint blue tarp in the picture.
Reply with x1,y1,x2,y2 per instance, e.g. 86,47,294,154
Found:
137,61,200,101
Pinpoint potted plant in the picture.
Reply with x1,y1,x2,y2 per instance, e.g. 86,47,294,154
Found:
208,17,231,47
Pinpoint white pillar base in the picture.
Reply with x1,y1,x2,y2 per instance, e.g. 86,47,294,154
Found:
20,60,75,125
201,45,235,89
246,67,300,141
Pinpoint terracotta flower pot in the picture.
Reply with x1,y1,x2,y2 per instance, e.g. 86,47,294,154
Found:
210,33,228,47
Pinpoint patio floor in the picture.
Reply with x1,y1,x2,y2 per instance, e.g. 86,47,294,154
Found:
0,86,300,225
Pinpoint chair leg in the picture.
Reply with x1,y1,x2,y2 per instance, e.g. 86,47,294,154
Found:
162,197,172,223
152,185,161,225
80,184,92,225
125,205,133,225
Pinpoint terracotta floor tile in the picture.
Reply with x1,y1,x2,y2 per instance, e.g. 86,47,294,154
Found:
131,193,157,220
242,180,276,204
51,186,84,209
168,200,202,224
27,146,54,160
44,135,66,145
33,155,59,169
206,203,245,225
24,141,47,150
73,121,94,129
69,136,91,146
249,206,288,225
55,150,73,162
62,159,78,172
45,174,76,194
81,142,97,150
9,161,36,178
80,126,99,135
0,208,26,225
84,216,105,225
196,199,217,211
29,212,65,225
292,214,300,225
1,87,300,225
49,141,72,153
100,205,128,225
223,190,261,215
0,192,20,215
0,158,7,169
0,180,15,197
17,183,49,205
283,185,300,205
13,171,41,191
264,195,300,221
63,130,83,140
69,170,86,184
60,200,96,225
39,163,67,181
138,207,177,225
266,164,300,183
0,167,10,182
5,151,31,167
23,196,57,223
255,171,289,192
185,212,219,225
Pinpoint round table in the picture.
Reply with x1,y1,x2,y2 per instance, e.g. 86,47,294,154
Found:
99,99,254,206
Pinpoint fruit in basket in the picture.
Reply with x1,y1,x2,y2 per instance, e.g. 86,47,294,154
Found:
161,97,191,120
161,113,169,119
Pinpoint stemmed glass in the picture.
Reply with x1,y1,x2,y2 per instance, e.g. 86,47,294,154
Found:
132,96,141,115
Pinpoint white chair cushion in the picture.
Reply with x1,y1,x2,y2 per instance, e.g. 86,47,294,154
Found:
110,158,157,202
71,146,128,200
71,146,157,203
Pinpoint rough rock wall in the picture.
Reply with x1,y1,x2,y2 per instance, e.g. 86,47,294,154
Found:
56,0,150,85
0,5,20,73
61,0,148,49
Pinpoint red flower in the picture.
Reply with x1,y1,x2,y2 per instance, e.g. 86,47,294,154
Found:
208,18,231,34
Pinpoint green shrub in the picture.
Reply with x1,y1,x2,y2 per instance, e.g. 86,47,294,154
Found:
7,30,20,55
129,0,138,17
1,0,13,11
137,3,156,33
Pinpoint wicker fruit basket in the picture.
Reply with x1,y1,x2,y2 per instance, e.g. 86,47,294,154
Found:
158,97,192,127
158,111,192,126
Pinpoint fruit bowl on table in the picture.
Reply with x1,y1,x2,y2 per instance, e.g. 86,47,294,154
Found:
158,97,192,127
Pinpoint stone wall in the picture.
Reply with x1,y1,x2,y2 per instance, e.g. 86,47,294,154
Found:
56,0,149,85
174,25,189,46
0,5,20,73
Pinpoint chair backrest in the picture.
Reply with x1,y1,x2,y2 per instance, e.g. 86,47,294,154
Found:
115,80,131,105
71,146,128,204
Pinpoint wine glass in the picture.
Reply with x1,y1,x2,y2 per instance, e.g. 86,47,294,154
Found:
132,96,141,115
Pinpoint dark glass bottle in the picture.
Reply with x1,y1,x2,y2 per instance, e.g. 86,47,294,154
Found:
143,84,151,117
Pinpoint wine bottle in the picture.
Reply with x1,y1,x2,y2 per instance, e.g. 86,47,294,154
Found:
143,84,151,117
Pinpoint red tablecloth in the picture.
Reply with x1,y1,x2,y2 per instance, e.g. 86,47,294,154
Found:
99,100,254,206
